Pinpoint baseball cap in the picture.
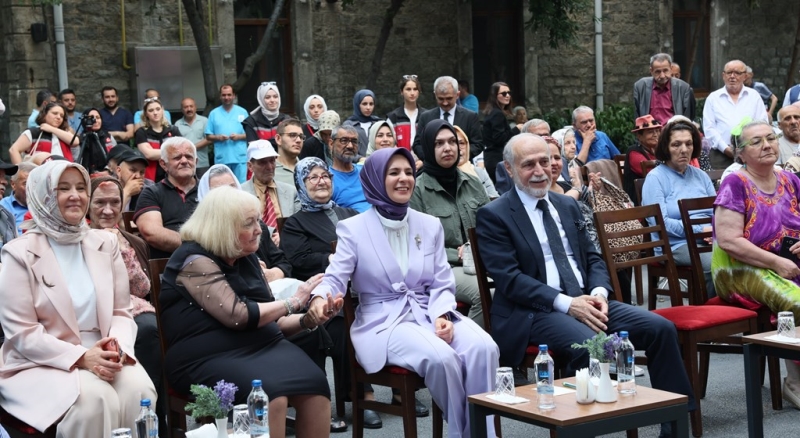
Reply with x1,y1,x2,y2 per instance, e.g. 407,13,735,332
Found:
107,145,133,164
0,159,18,176
247,140,278,161
118,149,148,166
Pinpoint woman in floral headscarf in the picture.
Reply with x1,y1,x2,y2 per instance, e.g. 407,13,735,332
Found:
243,82,290,143
0,161,156,436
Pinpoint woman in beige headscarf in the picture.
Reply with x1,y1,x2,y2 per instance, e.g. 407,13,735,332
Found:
454,125,498,199
0,161,156,436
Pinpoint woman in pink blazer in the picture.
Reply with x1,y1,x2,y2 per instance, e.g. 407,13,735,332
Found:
0,161,156,435
309,146,499,438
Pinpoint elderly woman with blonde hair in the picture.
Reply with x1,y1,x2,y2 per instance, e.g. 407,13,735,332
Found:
453,125,498,199
159,186,331,438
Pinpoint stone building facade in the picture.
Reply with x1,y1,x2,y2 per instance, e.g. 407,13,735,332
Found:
0,0,796,154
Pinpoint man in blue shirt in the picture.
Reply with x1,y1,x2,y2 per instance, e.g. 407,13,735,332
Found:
328,125,370,212
457,79,479,113
205,84,249,182
572,105,620,163
99,86,135,143
58,88,82,134
0,162,36,235
27,90,55,128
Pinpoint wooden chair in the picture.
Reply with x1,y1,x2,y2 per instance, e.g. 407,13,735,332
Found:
613,153,626,183
634,178,645,207
640,160,657,176
678,197,782,409
0,409,56,438
122,211,138,235
331,242,444,438
148,258,190,438
594,205,759,437
276,216,287,235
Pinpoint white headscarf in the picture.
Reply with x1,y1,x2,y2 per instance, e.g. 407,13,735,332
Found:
197,164,242,201
253,82,281,121
303,95,328,131
23,160,91,244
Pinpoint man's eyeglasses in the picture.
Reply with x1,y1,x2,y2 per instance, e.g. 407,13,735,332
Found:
337,137,359,146
305,173,332,184
723,70,746,77
498,91,511,97
282,132,306,140
434,138,458,149
403,75,418,80
739,133,782,149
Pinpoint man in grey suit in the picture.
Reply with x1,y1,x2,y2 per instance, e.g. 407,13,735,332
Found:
633,53,695,125
241,140,300,246
412,76,484,161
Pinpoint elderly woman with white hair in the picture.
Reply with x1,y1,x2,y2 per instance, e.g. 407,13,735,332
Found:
0,161,156,435
244,82,290,143
160,185,331,438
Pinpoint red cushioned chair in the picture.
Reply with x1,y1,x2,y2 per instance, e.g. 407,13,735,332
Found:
0,407,56,438
594,205,758,437
678,196,782,409
149,258,191,438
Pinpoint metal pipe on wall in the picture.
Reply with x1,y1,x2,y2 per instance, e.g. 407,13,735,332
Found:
53,4,68,90
594,0,604,111
121,0,131,69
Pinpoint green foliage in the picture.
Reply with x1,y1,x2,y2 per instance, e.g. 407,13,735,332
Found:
541,104,636,152
526,0,593,48
185,384,226,420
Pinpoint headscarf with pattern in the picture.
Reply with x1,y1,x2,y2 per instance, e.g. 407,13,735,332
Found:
23,160,91,244
294,157,336,212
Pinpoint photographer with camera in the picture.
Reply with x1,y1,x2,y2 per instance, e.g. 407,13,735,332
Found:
76,108,117,174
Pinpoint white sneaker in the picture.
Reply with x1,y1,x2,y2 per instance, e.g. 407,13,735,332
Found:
608,363,645,376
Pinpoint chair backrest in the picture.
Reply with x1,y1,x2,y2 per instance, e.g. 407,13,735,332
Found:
593,205,684,307
330,240,361,370
613,154,626,181
635,178,645,206
585,158,624,190
467,228,494,332
122,211,138,234
276,216,288,235
678,196,716,304
148,258,170,360
641,160,657,176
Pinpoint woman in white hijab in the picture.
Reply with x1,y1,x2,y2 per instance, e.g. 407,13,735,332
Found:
302,94,328,139
243,82,290,143
0,161,156,436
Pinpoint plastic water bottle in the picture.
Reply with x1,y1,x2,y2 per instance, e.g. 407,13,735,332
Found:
617,331,637,394
134,399,158,438
248,379,270,437
534,344,555,410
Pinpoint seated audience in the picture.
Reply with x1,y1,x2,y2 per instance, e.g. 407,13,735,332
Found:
573,106,621,164
624,115,662,204
643,118,716,297
300,110,340,164
410,119,490,327
0,162,36,234
112,148,150,212
310,147,500,438
328,125,370,212
10,102,79,164
0,161,156,435
713,119,800,407
133,137,199,259
159,186,330,438
475,134,695,438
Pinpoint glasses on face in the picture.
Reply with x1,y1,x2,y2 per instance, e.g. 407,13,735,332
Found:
143,97,160,103
403,75,418,80
434,138,458,149
337,137,359,146
282,132,306,140
261,81,277,86
723,70,746,77
739,133,782,149
498,91,511,97
305,173,332,184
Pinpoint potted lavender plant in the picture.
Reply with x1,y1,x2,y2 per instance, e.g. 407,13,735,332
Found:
572,332,621,403
185,380,238,437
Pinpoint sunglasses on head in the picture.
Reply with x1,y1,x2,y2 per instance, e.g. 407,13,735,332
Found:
143,97,160,104
261,81,277,87
403,75,418,80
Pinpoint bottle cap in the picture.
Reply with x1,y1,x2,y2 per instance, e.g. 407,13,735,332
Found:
252,379,262,387
140,399,151,407
620,331,629,338
539,344,548,352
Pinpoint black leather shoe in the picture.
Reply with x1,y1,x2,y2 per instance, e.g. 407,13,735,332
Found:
513,367,531,386
390,396,429,417
363,409,383,429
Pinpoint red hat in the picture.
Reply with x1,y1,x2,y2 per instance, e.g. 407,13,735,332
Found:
632,115,662,133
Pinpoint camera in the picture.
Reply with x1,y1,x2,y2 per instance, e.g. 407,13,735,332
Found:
80,114,96,129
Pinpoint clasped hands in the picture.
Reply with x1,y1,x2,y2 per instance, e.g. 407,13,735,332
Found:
307,291,344,328
77,337,130,382
568,295,609,333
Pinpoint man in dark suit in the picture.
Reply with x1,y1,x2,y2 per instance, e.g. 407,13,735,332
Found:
412,76,483,161
633,53,696,124
476,133,694,436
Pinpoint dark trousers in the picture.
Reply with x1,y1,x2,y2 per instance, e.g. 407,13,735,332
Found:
527,300,696,411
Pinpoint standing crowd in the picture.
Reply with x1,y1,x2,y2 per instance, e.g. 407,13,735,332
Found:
0,51,800,438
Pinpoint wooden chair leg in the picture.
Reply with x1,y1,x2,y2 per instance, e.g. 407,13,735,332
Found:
401,379,417,438
626,428,639,438
352,379,364,438
768,356,784,410
681,335,703,437
634,265,644,306
698,349,710,399
494,415,502,438
432,401,443,438
648,275,659,310
331,357,346,418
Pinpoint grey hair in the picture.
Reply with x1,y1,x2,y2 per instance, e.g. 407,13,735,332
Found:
330,125,358,140
732,119,772,164
746,65,753,74
160,137,196,163
502,133,547,167
433,76,459,95
12,162,37,181
522,118,550,134
649,53,673,67
572,106,594,124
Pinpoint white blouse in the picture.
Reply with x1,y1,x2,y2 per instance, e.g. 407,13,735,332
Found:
48,238,100,348
376,208,409,276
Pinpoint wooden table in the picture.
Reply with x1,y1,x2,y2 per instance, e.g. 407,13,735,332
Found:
468,378,688,438
743,328,800,438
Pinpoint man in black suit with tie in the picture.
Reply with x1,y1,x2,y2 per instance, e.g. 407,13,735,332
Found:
475,133,694,437
412,76,483,161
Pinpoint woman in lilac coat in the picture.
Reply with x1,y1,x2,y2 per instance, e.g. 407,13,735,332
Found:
308,147,499,438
